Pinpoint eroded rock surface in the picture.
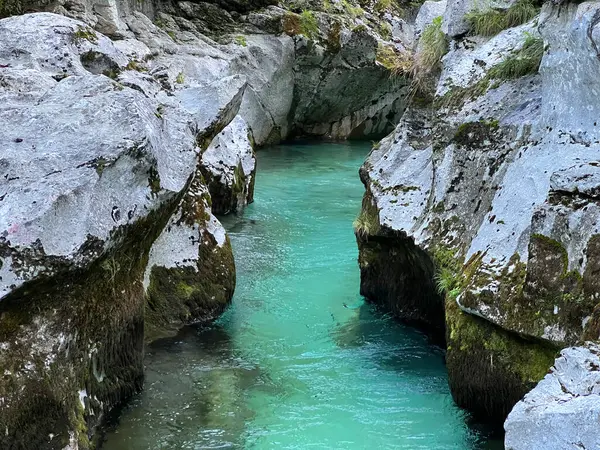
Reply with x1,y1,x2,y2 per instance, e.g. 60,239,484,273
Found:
0,13,244,448
200,115,256,215
505,343,600,450
356,0,600,424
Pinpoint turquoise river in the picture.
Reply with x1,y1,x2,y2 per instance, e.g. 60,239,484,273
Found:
102,142,500,449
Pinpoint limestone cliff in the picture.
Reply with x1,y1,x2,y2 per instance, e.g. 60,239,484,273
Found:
355,0,600,434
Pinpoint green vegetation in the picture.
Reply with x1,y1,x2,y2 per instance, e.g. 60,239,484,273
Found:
300,10,319,39
410,16,448,95
375,0,392,13
342,0,364,17
377,44,412,77
435,33,543,111
72,26,98,44
125,60,147,72
176,72,185,84
487,34,543,79
0,0,21,18
353,194,380,240
466,0,538,36
235,35,247,47
379,21,393,40
417,16,448,71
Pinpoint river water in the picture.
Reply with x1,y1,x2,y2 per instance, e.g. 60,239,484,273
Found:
102,142,499,449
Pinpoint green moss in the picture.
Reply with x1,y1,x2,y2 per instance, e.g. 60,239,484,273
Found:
452,119,500,148
466,0,539,37
176,72,185,84
72,26,99,44
531,233,568,272
145,233,235,341
0,197,180,448
125,60,147,72
234,35,247,47
446,297,558,421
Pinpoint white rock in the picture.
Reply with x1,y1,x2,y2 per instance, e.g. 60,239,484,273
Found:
505,343,600,450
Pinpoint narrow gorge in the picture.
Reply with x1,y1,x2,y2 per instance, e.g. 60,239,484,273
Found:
0,0,599,447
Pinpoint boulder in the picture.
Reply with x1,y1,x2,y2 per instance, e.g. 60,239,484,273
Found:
0,13,243,448
505,343,600,450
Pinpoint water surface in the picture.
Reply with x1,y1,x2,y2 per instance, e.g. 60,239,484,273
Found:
103,142,496,449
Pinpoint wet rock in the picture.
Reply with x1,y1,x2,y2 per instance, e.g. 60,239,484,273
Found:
505,343,600,450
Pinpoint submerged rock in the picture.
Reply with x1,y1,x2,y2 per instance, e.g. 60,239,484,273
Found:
505,343,600,450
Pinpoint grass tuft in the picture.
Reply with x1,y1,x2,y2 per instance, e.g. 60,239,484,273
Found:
466,0,538,36
353,197,380,240
487,33,543,79
376,44,413,77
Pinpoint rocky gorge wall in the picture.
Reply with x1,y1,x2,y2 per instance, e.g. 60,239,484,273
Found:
355,0,600,446
0,0,419,445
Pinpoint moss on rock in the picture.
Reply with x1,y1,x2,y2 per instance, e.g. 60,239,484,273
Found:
0,199,178,449
446,297,558,423
145,234,235,341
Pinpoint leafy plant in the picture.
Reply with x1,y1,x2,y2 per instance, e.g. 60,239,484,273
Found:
176,72,185,84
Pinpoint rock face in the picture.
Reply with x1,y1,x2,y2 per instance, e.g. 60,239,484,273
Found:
505,343,600,450
2,0,414,143
200,115,256,215
0,13,244,448
356,0,600,424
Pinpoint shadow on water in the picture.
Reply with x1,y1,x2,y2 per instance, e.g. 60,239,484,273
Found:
100,324,264,449
331,301,505,449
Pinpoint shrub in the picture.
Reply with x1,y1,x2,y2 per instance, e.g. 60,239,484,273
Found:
466,0,539,36
234,35,247,47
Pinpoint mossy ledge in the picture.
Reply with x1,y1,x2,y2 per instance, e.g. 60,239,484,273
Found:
355,188,445,342
446,297,558,423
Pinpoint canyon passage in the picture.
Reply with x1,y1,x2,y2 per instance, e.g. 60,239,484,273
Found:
102,142,497,449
